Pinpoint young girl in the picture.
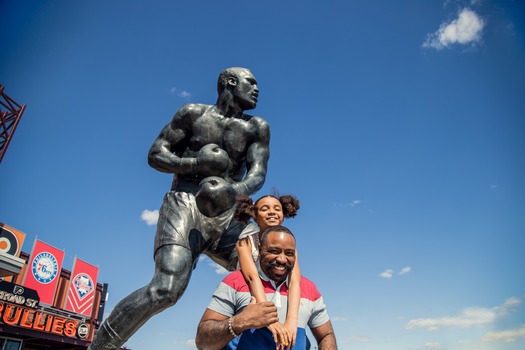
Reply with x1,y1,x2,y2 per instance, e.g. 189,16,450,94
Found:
234,194,301,349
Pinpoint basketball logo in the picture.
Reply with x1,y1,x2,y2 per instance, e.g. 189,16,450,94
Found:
31,252,59,284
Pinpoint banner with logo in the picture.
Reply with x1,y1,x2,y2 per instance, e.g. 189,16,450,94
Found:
0,223,26,257
22,239,65,305
64,258,99,317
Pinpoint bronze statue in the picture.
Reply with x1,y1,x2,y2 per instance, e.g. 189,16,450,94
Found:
88,67,269,350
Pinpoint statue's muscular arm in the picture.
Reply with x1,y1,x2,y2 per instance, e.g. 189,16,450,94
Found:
148,104,204,175
232,116,270,196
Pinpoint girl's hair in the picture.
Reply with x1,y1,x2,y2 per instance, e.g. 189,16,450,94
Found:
233,193,300,223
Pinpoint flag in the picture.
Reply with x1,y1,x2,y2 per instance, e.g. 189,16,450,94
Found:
22,239,65,305
65,258,99,317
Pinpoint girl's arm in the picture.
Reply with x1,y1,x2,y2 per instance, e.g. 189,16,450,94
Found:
284,252,301,348
237,237,267,303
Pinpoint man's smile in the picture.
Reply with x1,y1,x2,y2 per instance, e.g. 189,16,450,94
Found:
266,261,292,277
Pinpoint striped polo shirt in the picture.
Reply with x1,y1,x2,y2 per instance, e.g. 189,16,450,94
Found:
207,268,330,349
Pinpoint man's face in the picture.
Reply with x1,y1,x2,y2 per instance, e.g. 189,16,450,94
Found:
259,231,296,285
230,70,259,110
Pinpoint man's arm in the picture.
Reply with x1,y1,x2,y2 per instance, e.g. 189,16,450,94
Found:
311,321,337,350
195,299,279,350
232,117,270,196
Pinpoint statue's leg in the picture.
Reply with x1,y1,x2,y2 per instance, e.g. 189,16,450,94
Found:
88,245,193,350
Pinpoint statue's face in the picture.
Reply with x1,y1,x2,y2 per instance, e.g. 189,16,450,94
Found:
230,70,259,110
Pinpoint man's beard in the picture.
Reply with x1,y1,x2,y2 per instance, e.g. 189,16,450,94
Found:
265,261,294,283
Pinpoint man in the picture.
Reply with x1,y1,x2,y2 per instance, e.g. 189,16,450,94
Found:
89,67,270,350
196,226,338,350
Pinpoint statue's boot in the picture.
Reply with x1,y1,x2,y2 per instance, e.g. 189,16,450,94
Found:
87,321,124,350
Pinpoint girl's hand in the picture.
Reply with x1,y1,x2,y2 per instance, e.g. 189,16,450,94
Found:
284,317,298,349
267,322,291,350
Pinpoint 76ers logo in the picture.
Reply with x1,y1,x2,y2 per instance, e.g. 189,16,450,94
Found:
31,252,58,284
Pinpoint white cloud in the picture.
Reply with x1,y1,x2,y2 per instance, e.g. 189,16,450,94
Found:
399,266,412,275
406,307,497,330
344,335,370,343
199,255,229,275
179,90,191,98
380,269,394,279
405,297,522,331
170,87,192,99
425,341,445,349
332,316,348,322
141,209,159,226
380,267,411,279
334,200,362,208
184,339,196,348
482,324,525,343
212,262,229,275
423,8,485,50
496,297,522,316
504,296,522,308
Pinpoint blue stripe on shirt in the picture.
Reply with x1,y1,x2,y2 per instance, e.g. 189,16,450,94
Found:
227,328,308,350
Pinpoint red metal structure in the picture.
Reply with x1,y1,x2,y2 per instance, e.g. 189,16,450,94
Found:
0,84,26,164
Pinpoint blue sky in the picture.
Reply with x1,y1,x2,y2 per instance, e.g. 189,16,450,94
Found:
1,1,524,349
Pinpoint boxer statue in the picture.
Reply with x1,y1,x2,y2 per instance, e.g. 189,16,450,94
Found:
88,67,269,350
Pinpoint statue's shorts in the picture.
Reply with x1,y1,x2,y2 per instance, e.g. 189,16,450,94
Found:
153,191,247,271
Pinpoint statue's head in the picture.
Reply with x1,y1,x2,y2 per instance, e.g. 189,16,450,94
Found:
217,67,258,110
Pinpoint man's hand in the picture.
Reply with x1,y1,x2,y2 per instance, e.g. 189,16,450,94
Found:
196,144,230,177
196,297,279,350
233,297,279,331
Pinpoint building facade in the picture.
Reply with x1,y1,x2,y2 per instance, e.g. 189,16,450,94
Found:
0,224,107,350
